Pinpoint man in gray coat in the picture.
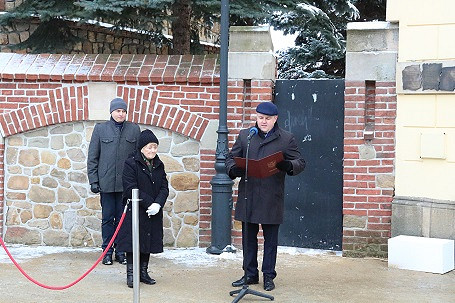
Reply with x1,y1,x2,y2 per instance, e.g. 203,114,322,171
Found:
226,102,305,291
87,98,140,265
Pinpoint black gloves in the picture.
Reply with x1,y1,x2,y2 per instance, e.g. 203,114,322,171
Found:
90,183,100,194
228,166,245,179
276,160,293,173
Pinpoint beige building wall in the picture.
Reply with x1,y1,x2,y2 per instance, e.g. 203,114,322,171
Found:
387,0,455,202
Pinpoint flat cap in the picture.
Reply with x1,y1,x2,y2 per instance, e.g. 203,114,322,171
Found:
256,102,278,116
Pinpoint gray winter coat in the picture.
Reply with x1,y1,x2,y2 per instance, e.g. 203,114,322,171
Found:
226,125,305,224
87,119,140,193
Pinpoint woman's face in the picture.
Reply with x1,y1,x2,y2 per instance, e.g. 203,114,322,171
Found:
141,142,158,160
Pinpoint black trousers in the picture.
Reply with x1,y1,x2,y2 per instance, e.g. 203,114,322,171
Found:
242,222,280,279
100,192,124,255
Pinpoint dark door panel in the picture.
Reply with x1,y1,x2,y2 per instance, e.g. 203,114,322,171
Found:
275,79,344,251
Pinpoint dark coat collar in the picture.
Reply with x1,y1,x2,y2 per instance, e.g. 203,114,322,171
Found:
132,150,163,169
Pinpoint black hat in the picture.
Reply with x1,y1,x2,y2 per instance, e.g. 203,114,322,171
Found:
256,102,278,116
138,129,159,150
110,98,128,113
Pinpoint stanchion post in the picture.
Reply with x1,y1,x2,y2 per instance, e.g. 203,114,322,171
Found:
132,188,140,302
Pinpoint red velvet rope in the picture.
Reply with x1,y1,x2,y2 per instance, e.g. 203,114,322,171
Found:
0,209,127,290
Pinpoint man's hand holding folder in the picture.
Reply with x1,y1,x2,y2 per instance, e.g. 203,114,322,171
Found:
234,151,284,178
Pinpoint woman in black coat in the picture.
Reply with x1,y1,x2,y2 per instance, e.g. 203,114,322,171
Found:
116,129,169,288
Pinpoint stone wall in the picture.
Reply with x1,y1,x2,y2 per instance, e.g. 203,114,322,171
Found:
4,122,201,247
0,7,218,55
0,18,169,55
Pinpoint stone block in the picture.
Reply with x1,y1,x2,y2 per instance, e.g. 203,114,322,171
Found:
388,235,454,274
170,173,199,191
182,157,199,172
228,52,276,80
229,26,273,52
170,141,199,156
345,52,397,81
174,191,199,213
429,207,455,239
176,225,197,247
87,82,117,121
391,201,422,237
343,215,366,229
346,22,398,52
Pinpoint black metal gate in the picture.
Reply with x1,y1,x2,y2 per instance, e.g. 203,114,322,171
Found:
274,79,344,251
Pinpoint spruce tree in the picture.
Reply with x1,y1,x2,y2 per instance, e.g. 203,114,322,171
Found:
275,0,386,79
0,0,83,53
0,0,386,78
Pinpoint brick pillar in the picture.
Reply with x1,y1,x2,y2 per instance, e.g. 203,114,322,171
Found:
343,22,398,257
343,80,397,257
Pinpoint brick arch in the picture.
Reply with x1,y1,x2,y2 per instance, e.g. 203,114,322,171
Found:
0,84,89,137
0,83,208,142
0,53,218,141
118,86,209,141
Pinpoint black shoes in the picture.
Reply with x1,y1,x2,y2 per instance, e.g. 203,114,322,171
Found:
232,275,275,291
263,276,275,291
115,253,127,265
102,254,113,265
231,276,259,287
102,253,126,265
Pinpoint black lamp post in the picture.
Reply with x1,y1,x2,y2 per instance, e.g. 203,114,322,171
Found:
206,0,234,255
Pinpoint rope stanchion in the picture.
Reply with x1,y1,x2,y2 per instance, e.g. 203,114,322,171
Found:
0,203,129,290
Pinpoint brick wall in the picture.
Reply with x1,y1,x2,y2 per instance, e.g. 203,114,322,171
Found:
0,53,273,248
343,80,396,257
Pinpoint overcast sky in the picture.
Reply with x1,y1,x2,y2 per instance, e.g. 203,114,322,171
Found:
271,26,297,52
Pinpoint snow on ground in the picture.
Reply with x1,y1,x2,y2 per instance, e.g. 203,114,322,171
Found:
278,246,342,257
0,243,341,266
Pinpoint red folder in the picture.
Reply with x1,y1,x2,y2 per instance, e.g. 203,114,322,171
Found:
234,151,284,178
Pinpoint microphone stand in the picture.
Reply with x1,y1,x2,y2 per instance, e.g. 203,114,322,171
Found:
230,132,274,302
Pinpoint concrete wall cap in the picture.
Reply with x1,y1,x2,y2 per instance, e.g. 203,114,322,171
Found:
229,25,270,32
347,21,398,31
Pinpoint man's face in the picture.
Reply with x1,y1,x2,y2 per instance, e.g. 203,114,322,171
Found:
111,109,126,123
256,113,278,133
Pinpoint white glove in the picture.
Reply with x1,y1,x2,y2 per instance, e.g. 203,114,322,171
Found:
146,203,161,216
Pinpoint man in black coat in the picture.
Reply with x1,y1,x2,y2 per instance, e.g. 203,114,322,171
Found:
116,129,169,288
226,102,305,291
87,98,140,265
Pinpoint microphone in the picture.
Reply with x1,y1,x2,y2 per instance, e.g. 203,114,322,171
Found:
247,127,258,140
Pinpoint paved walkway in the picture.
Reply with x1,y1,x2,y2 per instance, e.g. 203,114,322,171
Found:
1,246,455,302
